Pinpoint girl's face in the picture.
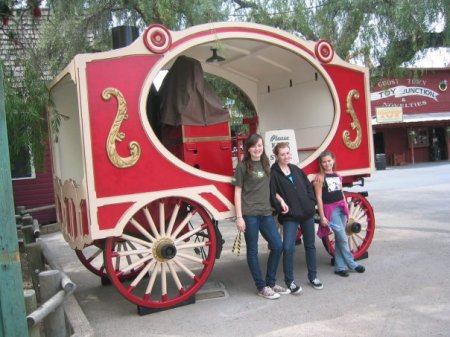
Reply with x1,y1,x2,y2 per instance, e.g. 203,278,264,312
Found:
320,155,334,172
276,146,291,166
248,138,264,160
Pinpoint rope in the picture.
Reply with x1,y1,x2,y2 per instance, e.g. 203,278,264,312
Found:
231,231,242,256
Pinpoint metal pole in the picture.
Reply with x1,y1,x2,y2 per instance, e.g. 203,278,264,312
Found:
0,65,29,336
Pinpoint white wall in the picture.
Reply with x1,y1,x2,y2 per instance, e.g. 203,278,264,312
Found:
257,69,334,162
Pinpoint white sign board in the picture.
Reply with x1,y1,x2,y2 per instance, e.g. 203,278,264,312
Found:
376,106,403,123
264,129,299,166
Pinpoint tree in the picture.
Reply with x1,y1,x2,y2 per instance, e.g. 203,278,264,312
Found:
1,0,448,168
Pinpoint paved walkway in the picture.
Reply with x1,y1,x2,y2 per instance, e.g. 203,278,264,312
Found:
42,161,450,337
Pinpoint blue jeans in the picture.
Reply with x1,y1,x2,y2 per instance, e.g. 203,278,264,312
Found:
330,207,358,271
282,217,317,286
243,215,283,290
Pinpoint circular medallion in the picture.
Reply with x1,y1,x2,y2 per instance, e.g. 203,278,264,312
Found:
315,39,334,64
439,80,447,92
143,24,172,54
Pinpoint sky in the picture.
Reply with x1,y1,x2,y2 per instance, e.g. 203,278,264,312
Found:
406,47,450,68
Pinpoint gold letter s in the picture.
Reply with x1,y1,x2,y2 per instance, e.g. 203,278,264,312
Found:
342,89,362,150
102,88,141,168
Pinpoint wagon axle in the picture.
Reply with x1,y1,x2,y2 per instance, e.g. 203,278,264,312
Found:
347,220,362,234
153,238,177,261
158,242,177,260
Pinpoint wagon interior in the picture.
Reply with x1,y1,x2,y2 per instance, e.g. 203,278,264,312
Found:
147,38,335,175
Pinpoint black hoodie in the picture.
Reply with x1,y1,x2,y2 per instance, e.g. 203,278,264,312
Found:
270,162,316,222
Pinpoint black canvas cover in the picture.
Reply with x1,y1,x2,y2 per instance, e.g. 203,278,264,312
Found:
159,55,230,126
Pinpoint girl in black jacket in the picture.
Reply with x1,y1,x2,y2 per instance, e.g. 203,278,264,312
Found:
270,142,323,293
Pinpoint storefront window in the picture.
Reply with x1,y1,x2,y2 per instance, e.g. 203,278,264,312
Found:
408,127,429,148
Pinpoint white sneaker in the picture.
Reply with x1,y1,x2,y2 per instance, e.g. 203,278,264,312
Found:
258,286,281,299
272,284,291,295
289,281,303,295
310,278,323,290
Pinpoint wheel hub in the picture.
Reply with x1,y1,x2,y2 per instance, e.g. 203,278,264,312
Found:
346,219,361,234
152,237,177,262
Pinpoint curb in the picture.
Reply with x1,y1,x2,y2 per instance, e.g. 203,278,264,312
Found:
40,225,95,337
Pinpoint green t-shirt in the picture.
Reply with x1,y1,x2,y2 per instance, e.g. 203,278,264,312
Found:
233,161,272,216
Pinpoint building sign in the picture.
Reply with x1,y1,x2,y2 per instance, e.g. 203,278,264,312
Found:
370,73,449,115
376,107,403,124
264,129,299,166
371,86,439,102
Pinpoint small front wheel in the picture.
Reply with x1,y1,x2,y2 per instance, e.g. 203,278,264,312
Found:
322,192,375,260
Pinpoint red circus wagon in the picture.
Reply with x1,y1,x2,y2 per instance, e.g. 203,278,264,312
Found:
48,22,375,310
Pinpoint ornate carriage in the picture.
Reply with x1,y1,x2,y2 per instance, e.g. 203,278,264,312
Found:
48,22,375,310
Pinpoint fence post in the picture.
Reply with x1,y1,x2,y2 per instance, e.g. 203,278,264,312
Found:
24,289,40,337
25,242,45,302
0,63,29,337
39,270,67,337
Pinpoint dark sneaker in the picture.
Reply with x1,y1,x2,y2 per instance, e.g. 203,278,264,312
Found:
334,270,349,277
258,286,280,299
272,284,290,295
288,281,303,295
310,278,323,290
354,265,365,273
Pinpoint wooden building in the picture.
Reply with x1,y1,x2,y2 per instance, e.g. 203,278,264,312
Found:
371,68,450,167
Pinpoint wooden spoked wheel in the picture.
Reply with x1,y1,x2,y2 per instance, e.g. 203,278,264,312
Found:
322,192,375,260
104,197,217,309
75,241,107,278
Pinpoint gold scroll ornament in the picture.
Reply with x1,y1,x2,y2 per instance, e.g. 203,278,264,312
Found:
342,89,362,150
102,88,141,168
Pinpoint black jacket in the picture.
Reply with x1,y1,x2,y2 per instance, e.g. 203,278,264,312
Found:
270,163,316,222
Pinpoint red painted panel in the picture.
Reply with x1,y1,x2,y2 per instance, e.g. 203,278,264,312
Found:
97,202,134,230
85,56,234,204
303,65,371,175
199,192,232,213
183,122,230,138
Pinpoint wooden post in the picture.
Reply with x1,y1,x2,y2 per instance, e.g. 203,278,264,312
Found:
0,65,28,336
25,243,45,302
24,290,40,337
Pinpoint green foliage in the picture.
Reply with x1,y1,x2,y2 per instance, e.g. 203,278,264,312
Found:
2,61,47,171
204,73,256,132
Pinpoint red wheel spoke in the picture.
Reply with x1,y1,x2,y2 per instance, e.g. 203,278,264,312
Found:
172,257,196,279
170,212,194,238
130,259,156,288
166,203,180,236
159,202,166,237
174,225,204,244
167,260,183,291
130,218,156,242
143,207,160,239
176,241,207,250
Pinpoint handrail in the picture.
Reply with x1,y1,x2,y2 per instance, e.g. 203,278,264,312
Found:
26,239,76,327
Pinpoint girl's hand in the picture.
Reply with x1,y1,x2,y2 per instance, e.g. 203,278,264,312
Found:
236,217,246,232
280,201,289,214
319,217,329,227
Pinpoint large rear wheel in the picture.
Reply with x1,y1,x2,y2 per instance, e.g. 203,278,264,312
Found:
104,197,217,309
322,192,375,260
